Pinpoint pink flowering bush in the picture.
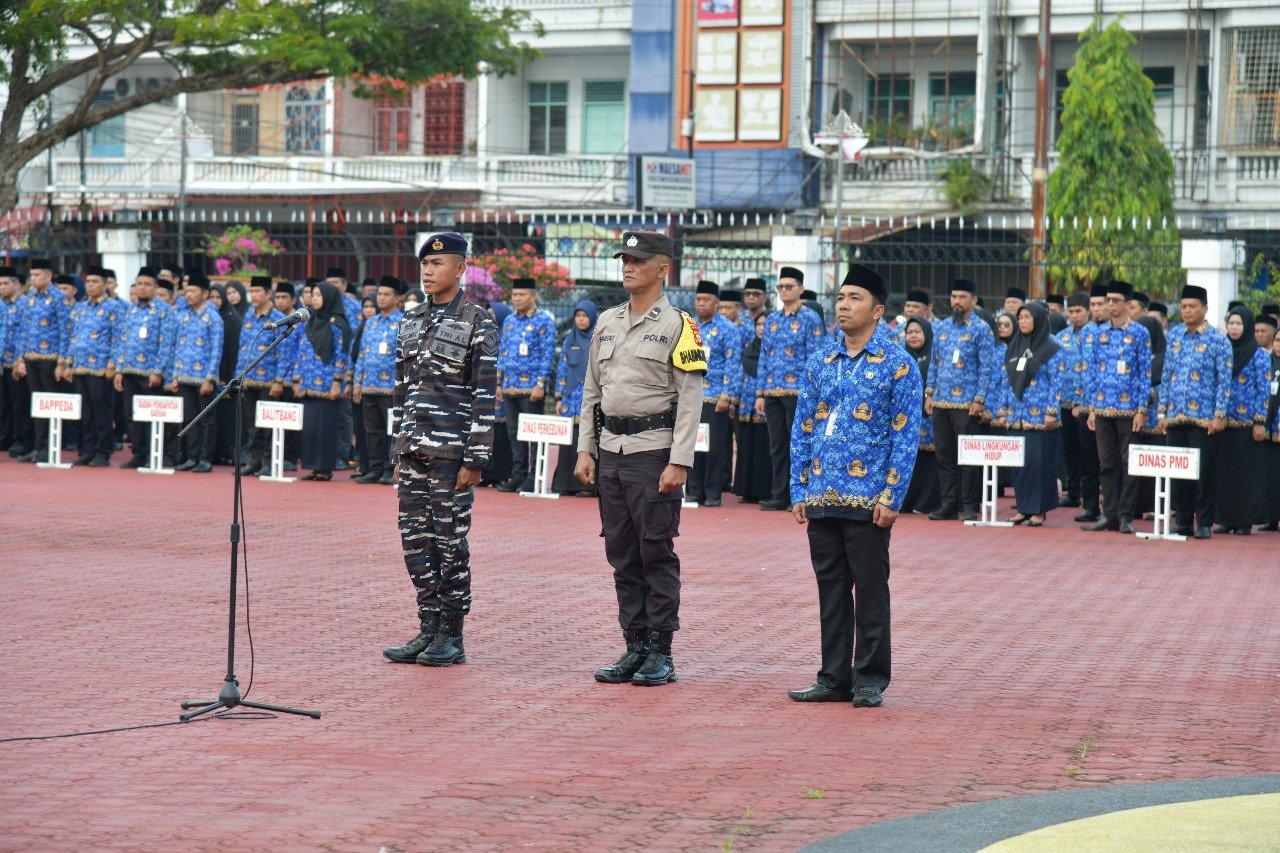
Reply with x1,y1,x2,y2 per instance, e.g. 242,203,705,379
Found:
204,225,285,278
464,265,504,302
469,243,574,299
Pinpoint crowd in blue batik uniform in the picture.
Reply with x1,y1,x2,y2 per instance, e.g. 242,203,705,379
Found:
497,310,556,394
1159,322,1232,425
112,299,175,379
168,301,223,386
354,311,401,395
926,314,995,408
1084,319,1151,417
759,306,827,396
698,312,743,404
235,306,290,386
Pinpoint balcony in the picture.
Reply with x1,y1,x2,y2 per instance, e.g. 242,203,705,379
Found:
49,154,631,209
827,149,1280,217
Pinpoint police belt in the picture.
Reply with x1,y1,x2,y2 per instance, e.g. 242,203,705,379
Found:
602,408,677,436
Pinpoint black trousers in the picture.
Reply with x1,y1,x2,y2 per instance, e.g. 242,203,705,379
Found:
688,401,732,503
597,448,682,633
1074,409,1101,513
1059,407,1080,499
121,374,158,462
1165,424,1220,529
177,383,214,464
504,394,541,483
932,406,980,512
238,386,272,463
551,423,585,493
25,359,59,454
281,386,300,464
361,393,393,477
1095,414,1139,523
3,367,32,451
764,395,798,504
807,516,891,692
74,374,113,459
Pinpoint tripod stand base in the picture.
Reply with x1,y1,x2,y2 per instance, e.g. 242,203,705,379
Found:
179,678,320,722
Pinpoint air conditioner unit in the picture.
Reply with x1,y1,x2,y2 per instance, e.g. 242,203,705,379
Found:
115,79,131,97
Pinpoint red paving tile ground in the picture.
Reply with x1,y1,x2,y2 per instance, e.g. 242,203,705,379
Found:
1,451,1278,851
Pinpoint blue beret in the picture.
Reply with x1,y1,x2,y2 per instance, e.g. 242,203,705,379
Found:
418,231,468,259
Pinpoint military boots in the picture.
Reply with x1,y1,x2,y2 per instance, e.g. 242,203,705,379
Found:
593,629,651,683
382,611,441,663
417,611,466,666
631,629,677,686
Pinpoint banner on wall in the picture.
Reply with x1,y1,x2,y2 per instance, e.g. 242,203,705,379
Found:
697,0,738,27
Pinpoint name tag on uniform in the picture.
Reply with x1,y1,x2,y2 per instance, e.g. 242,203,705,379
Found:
378,341,389,355
433,319,472,362
1117,360,1128,375
1015,356,1027,372
825,410,838,437
519,342,529,357
1272,380,1279,395
138,326,148,339
952,348,961,366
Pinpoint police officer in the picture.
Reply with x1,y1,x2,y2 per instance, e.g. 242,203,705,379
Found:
495,277,556,492
687,280,741,507
787,264,922,708
12,259,72,463
234,275,287,475
383,233,497,667
574,230,704,687
353,275,403,485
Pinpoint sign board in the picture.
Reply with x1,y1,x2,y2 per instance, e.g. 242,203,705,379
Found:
638,156,696,211
516,414,574,446
31,392,82,420
1128,444,1201,481
958,435,1025,467
255,401,304,431
132,395,184,424
695,422,710,452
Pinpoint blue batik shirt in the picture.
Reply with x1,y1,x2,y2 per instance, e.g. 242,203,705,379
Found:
993,350,1065,430
926,313,996,409
66,297,124,376
790,325,923,513
1054,324,1089,408
699,312,743,404
354,311,401,395
1226,347,1270,428
111,299,174,379
0,296,16,366
759,305,826,397
1159,322,1232,427
1084,319,1151,417
17,286,72,362
234,306,289,388
293,325,349,398
342,292,362,329
554,337,587,420
168,301,224,385
497,309,556,395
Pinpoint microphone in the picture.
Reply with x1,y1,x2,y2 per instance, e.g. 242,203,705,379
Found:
265,307,311,330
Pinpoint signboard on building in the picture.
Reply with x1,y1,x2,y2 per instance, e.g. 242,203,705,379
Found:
638,156,697,211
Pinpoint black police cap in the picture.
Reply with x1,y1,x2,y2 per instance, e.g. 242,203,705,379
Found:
613,230,675,260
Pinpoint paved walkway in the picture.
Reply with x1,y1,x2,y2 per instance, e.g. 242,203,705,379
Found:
1,454,1277,850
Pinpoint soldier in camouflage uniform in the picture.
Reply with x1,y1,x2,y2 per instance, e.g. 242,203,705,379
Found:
383,232,498,667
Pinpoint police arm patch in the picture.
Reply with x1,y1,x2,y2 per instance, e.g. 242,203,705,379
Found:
673,312,708,373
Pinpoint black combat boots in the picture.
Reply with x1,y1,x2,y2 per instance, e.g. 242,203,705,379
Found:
631,629,677,686
382,611,441,663
416,611,466,666
593,629,651,683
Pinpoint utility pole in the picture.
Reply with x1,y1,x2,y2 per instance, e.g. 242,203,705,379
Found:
815,111,868,289
1027,0,1052,299
177,95,189,270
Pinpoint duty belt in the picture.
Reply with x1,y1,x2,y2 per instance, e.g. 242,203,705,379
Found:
602,408,677,436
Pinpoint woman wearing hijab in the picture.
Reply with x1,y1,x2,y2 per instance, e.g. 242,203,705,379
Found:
479,301,515,487
995,302,1063,526
209,283,244,466
292,281,351,481
986,312,1018,494
900,316,942,513
1214,305,1270,534
1133,315,1167,518
732,311,774,503
224,280,248,318
1262,318,1280,532
551,299,599,495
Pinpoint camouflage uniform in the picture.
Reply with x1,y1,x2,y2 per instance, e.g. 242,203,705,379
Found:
393,290,497,621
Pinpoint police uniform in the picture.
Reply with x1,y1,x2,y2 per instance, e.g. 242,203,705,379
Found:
496,278,556,491
65,265,124,465
687,280,742,506
384,232,498,667
354,275,403,484
13,261,73,462
788,265,922,708
579,230,704,687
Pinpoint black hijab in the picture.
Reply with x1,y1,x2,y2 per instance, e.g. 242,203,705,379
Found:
1227,305,1259,378
225,280,249,318
995,314,1016,347
903,316,933,381
306,281,351,362
1005,302,1061,399
1136,315,1166,387
742,312,767,378
210,284,242,382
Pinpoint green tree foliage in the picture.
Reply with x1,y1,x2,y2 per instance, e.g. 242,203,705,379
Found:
1045,19,1180,294
0,0,542,212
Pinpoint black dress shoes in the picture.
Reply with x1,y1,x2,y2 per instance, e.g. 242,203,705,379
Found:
353,471,381,484
703,498,722,507
928,508,959,520
962,509,979,522
71,455,93,466
192,460,213,473
1194,526,1212,540
495,477,522,493
759,499,790,511
1119,520,1135,534
1082,517,1118,532
378,474,395,485
788,683,852,703
1172,525,1194,536
88,456,110,467
118,457,144,469
175,459,197,471
1059,495,1082,508
1074,510,1101,522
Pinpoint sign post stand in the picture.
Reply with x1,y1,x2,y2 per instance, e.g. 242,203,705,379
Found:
517,413,575,499
133,394,184,474
681,423,711,509
256,400,304,483
31,392,81,469
958,434,1026,527
1129,444,1201,541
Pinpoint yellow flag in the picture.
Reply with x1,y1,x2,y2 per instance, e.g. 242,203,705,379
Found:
672,312,708,373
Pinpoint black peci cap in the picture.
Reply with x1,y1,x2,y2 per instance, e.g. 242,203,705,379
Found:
136,266,160,281
0,265,17,277
1005,286,1027,301
778,266,804,284
188,270,211,289
157,279,175,292
1131,291,1150,307
83,265,109,279
905,289,931,305
1147,301,1167,316
1255,314,1278,330
842,263,889,304
1045,293,1064,306
951,278,977,295
249,275,273,290
275,282,296,298
743,277,767,293
696,280,720,297
1261,303,1279,317
1179,285,1208,304
510,278,537,291
719,288,744,304
30,259,54,272
325,266,348,280
1107,280,1133,300
613,230,675,260
378,274,402,293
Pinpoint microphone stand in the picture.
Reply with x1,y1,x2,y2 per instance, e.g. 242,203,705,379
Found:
176,321,320,722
